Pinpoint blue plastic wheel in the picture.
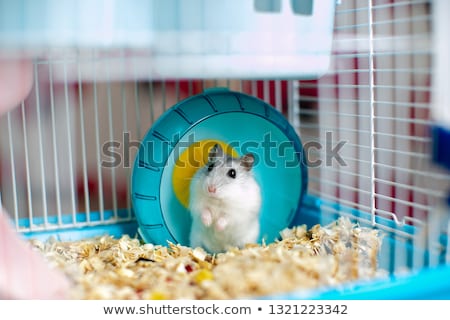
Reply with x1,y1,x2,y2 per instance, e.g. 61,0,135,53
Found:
131,88,308,246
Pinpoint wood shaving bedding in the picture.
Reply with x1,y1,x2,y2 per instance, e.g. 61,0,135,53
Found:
31,217,385,299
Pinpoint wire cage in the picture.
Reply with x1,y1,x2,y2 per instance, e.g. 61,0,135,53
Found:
1,0,450,299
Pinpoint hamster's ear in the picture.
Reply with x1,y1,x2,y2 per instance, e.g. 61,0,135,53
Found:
208,143,224,162
240,153,255,171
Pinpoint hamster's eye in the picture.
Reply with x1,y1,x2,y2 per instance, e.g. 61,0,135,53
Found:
227,169,236,179
207,162,215,172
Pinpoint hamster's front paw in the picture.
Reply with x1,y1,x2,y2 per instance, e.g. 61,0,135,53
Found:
201,208,213,227
214,217,228,232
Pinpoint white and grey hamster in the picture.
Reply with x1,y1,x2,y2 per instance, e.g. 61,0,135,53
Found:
189,144,262,253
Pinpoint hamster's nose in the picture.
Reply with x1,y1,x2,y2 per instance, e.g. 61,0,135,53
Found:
207,185,216,194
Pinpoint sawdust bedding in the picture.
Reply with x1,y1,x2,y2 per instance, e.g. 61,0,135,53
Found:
31,217,385,299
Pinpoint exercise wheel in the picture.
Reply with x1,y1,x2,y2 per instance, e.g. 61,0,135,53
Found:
131,88,308,246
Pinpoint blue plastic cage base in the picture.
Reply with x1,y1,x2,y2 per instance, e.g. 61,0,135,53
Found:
19,209,138,242
18,194,450,299
21,220,139,243
266,264,450,300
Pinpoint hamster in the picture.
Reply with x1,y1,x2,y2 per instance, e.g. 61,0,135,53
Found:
188,143,262,253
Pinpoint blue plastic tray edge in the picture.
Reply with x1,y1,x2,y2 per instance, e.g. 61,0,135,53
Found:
262,264,450,300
